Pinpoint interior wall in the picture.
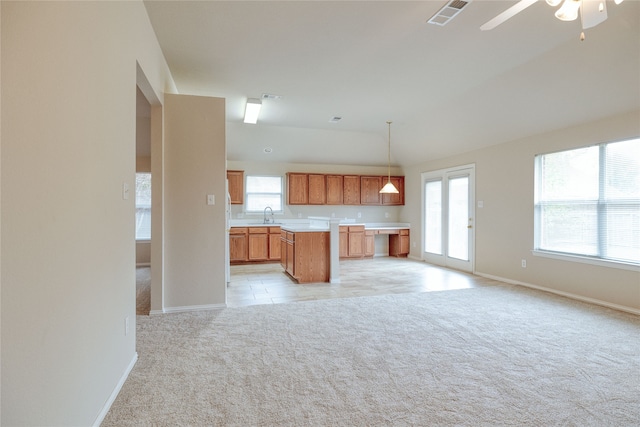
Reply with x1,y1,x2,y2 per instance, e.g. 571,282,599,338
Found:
227,160,405,223
401,109,640,312
163,94,226,310
1,2,175,425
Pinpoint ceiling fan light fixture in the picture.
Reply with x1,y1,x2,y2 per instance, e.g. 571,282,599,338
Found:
555,0,581,21
243,98,262,124
379,121,399,194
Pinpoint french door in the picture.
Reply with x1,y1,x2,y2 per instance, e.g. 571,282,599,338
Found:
422,165,475,272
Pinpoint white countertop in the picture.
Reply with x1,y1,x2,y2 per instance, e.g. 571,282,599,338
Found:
230,219,410,233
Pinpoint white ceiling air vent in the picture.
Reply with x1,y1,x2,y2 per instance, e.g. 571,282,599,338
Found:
427,0,472,26
262,93,282,100
329,116,342,123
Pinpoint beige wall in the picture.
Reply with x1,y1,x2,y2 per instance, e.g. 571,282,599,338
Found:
1,1,175,425
401,109,640,312
164,94,227,310
227,160,405,223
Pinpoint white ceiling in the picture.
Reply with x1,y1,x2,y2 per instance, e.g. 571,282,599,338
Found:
143,0,640,167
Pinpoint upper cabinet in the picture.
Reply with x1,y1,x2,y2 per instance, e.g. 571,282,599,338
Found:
343,175,361,205
286,172,404,206
326,175,344,205
308,174,327,205
382,176,404,206
287,173,309,205
227,170,244,204
360,176,382,205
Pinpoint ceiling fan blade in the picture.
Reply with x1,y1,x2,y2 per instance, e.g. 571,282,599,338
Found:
480,0,539,31
581,0,608,29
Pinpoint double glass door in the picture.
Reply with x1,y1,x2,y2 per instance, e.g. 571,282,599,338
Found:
423,165,475,272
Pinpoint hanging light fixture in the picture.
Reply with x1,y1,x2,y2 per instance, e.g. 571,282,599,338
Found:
380,121,399,194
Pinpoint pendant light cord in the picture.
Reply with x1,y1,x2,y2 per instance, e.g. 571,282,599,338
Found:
387,121,392,182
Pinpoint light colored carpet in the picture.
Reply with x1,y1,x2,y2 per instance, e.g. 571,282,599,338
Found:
103,284,640,426
136,267,150,315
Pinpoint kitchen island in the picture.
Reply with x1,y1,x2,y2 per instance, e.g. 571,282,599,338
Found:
280,226,330,284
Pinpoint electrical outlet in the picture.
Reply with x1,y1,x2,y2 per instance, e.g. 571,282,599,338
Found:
207,194,215,205
521,259,527,268
385,212,389,218
357,212,362,218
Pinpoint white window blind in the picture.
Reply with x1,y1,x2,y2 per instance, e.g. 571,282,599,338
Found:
135,173,151,240
534,138,640,265
245,176,283,213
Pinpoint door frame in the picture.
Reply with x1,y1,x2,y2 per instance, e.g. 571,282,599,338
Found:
421,164,476,273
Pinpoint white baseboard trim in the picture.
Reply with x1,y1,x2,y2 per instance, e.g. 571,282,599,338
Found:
407,254,422,262
158,303,227,314
93,352,138,427
475,272,640,316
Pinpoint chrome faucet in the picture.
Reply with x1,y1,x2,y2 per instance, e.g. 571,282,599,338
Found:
263,206,274,224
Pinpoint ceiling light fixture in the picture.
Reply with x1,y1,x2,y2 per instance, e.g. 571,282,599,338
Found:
243,98,262,124
380,121,399,194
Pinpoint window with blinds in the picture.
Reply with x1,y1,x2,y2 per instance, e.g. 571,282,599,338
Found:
245,175,283,213
534,138,639,266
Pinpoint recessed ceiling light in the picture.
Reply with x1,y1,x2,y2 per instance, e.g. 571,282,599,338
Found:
263,147,273,154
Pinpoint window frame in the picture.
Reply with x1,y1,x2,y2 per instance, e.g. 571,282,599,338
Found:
533,138,640,271
244,175,284,214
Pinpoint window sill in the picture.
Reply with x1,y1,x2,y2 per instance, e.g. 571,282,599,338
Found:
136,239,151,243
532,250,640,272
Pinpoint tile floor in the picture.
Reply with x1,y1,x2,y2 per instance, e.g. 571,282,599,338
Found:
227,257,500,307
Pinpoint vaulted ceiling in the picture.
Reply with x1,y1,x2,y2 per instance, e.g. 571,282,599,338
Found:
143,0,640,167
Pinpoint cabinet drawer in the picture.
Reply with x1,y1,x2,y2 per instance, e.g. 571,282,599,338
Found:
230,227,247,234
249,227,268,234
268,227,281,234
348,226,364,232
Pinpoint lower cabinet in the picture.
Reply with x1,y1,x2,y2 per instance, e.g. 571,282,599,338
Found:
231,226,280,263
389,229,410,257
339,225,365,259
229,228,248,262
364,230,375,257
281,231,329,283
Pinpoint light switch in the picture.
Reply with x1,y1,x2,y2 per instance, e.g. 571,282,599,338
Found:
477,200,484,208
122,182,129,200
207,194,215,205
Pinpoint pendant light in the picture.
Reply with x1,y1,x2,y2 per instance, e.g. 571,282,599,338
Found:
380,121,399,194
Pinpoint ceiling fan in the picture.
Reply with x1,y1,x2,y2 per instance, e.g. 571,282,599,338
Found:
480,0,625,40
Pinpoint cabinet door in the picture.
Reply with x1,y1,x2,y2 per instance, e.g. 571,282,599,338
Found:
382,176,404,206
226,170,244,205
339,227,348,258
229,230,248,262
287,173,309,205
308,174,326,205
286,240,295,276
390,229,410,257
326,175,344,205
348,227,365,258
343,175,361,205
248,232,268,261
269,232,281,260
280,232,287,269
364,230,375,257
360,176,382,205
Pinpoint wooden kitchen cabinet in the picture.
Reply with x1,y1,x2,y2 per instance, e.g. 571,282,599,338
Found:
287,173,309,205
308,174,327,205
282,231,329,283
248,227,269,261
360,176,382,205
343,175,361,205
268,227,281,260
364,230,375,257
389,229,410,257
339,225,364,259
382,176,404,206
226,170,244,205
326,175,343,205
229,227,248,262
